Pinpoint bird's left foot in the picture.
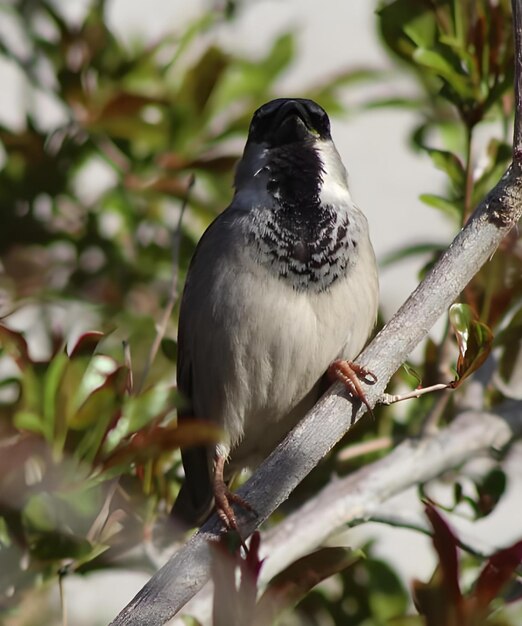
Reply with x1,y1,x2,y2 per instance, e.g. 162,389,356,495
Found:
328,360,377,417
214,455,255,536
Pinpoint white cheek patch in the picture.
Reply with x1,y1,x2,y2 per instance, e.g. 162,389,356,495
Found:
316,140,353,206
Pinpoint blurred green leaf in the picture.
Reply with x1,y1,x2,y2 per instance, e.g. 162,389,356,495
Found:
160,337,178,362
425,148,465,189
413,48,474,99
380,242,446,268
0,324,31,369
419,194,462,222
29,531,93,561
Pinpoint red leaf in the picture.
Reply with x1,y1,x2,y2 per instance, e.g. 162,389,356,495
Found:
68,331,104,358
473,539,522,609
425,504,463,610
102,420,221,468
240,530,264,586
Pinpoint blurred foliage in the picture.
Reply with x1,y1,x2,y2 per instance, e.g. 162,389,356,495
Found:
410,505,522,626
0,0,522,625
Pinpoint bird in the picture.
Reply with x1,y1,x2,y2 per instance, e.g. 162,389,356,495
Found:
171,98,379,531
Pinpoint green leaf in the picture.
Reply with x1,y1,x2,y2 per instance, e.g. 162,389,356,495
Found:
380,242,446,268
378,0,438,62
0,324,31,369
44,352,69,452
104,384,176,451
401,362,422,387
13,411,45,435
424,148,465,189
449,303,493,387
474,467,507,517
413,48,474,99
419,194,462,222
403,10,437,49
160,337,177,362
29,531,93,561
181,46,230,115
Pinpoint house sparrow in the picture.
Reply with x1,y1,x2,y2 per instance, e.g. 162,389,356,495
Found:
172,98,378,530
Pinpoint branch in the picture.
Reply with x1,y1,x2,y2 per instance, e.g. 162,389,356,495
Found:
177,401,522,624
110,7,522,623
257,401,522,583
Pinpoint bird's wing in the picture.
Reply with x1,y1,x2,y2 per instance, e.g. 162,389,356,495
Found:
170,216,227,526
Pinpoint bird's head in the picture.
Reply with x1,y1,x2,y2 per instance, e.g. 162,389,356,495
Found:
234,98,349,207
247,98,331,146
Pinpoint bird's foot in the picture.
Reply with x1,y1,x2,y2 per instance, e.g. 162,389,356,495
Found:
213,455,255,549
328,360,377,417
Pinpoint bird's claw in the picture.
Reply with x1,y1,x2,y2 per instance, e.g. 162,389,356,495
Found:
213,455,256,550
329,359,377,417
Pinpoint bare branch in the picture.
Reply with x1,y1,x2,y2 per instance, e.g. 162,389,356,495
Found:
257,401,522,583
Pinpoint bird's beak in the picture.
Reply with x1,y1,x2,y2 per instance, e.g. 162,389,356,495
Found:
270,100,317,145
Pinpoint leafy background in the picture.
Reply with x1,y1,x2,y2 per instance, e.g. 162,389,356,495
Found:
0,0,521,625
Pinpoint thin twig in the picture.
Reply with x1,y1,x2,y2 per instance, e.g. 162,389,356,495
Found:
337,436,392,463
136,174,195,394
381,383,450,404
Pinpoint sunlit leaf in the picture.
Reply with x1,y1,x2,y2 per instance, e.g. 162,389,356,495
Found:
70,366,127,429
104,384,176,451
449,303,493,387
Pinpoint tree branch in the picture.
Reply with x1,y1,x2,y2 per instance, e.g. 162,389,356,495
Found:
110,5,522,623
257,401,522,583
178,400,522,625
